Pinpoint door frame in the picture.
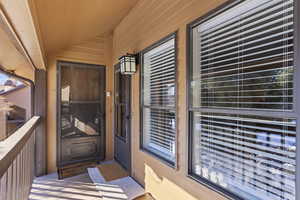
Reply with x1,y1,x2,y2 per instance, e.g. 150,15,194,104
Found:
114,63,132,173
56,60,106,168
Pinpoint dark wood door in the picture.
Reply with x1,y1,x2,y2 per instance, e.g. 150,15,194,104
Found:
57,61,106,167
114,64,131,171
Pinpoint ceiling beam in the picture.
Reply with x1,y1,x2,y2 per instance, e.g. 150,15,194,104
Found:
0,5,37,71
26,0,47,68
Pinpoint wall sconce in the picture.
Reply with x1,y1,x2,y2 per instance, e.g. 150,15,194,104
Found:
119,53,137,75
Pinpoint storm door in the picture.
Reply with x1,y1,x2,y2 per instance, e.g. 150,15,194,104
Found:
57,61,106,167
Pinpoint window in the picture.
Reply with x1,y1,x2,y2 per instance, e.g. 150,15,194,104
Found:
187,0,297,200
0,71,33,141
115,67,130,140
141,33,177,165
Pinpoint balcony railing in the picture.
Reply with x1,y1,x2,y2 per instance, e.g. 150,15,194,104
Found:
0,116,40,200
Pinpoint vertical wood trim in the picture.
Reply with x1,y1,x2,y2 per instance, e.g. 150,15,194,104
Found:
34,70,47,176
0,172,8,200
20,150,24,199
12,160,16,200
16,156,20,200
7,165,12,200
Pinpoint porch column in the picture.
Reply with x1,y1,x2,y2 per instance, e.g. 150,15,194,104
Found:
34,69,47,176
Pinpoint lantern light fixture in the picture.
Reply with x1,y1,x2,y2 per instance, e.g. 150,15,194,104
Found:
119,53,137,75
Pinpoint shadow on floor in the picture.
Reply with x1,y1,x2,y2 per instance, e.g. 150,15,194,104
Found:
28,172,104,200
29,171,154,200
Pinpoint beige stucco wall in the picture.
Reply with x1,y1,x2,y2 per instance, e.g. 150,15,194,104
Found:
112,0,227,199
46,35,114,172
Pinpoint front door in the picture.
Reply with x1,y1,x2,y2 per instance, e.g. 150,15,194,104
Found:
57,61,106,167
114,64,131,171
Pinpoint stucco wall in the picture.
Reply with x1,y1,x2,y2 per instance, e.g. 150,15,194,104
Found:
112,0,227,199
46,35,114,172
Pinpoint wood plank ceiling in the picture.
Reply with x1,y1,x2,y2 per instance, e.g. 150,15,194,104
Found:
32,0,139,55
0,0,139,80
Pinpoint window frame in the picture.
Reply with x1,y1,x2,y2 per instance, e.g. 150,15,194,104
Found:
186,0,300,199
140,32,178,168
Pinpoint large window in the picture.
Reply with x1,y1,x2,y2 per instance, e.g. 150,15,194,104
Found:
0,71,33,141
141,33,177,165
188,0,297,199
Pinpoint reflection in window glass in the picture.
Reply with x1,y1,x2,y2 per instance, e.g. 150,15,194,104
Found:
141,34,177,164
191,112,296,200
188,0,296,199
60,65,103,138
0,72,31,140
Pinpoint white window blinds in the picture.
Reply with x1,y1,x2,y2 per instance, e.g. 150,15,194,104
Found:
142,35,176,164
192,0,294,110
192,112,296,200
189,0,296,199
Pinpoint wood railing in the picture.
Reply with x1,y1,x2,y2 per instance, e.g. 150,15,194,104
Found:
0,116,40,200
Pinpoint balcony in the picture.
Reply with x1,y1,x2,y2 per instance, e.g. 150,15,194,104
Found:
0,118,151,200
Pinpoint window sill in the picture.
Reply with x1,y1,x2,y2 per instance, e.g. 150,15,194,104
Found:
187,173,244,200
139,147,176,169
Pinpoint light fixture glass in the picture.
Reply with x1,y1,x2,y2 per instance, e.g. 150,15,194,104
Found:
119,54,137,75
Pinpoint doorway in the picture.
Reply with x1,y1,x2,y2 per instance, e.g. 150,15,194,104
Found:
114,64,131,171
57,61,106,168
